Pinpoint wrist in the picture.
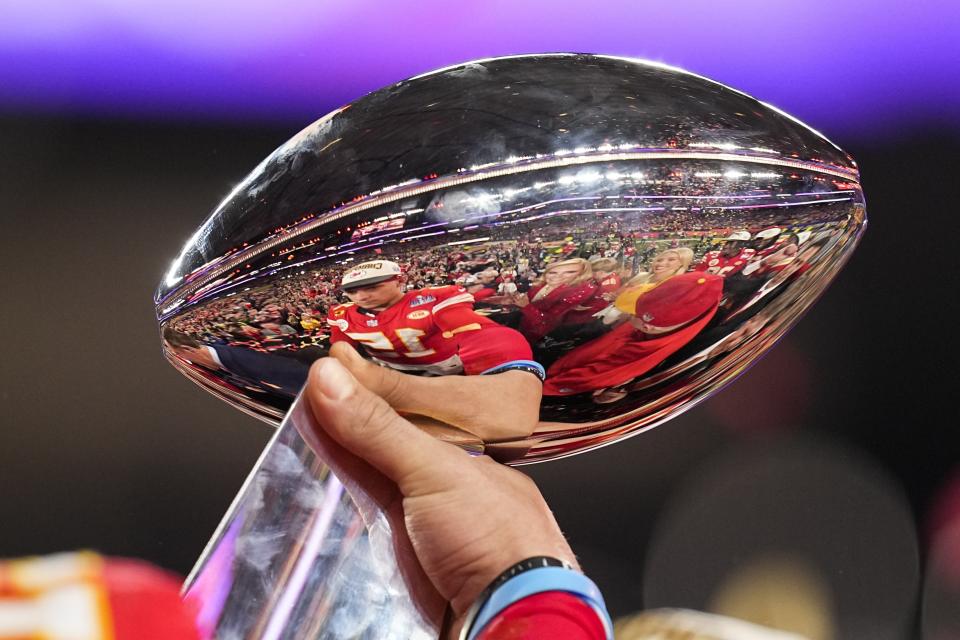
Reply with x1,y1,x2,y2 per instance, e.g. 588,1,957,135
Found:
445,555,564,625
458,557,612,640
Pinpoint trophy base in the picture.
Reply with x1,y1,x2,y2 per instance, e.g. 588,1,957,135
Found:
183,394,439,639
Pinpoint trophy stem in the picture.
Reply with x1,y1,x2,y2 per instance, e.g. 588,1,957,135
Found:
183,394,438,639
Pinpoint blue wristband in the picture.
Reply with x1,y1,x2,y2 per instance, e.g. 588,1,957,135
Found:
465,566,613,640
481,359,546,381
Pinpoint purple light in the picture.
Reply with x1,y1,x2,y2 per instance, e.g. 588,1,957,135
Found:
2,0,958,138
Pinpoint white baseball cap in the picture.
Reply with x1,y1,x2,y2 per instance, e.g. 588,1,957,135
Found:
341,260,402,290
726,230,751,241
755,226,783,239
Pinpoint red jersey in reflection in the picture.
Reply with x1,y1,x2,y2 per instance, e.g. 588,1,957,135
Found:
472,286,496,302
543,273,722,397
327,285,531,375
544,313,717,395
519,281,600,341
692,248,755,277
598,273,622,294
563,274,619,325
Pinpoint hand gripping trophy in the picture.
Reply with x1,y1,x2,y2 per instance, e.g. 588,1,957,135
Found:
155,54,865,638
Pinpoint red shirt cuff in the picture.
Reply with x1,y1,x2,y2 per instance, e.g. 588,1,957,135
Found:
475,590,607,640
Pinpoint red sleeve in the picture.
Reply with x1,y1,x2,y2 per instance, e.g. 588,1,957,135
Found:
433,302,492,334
473,287,496,301
430,292,534,374
475,591,607,640
457,324,533,375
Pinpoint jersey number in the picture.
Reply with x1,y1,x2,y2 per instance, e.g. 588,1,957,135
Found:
346,329,436,358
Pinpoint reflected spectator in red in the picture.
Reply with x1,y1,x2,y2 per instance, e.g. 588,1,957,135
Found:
693,230,755,276
496,258,600,342
590,258,622,302
742,231,803,277
751,226,785,258
725,237,825,322
598,248,693,325
564,258,623,325
496,270,520,296
463,273,497,302
543,272,723,396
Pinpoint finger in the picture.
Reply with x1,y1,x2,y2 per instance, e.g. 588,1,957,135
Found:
329,340,363,362
330,342,408,407
305,358,468,494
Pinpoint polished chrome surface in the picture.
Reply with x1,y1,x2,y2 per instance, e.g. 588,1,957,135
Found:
184,397,440,639
162,54,865,639
157,53,865,462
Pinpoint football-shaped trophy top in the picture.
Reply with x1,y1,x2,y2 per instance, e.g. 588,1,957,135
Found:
156,54,864,463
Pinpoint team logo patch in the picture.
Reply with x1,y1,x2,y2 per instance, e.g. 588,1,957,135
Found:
408,295,436,308
333,308,347,317
407,310,430,320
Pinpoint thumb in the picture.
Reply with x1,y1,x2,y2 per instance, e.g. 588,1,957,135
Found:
305,357,467,495
329,340,365,365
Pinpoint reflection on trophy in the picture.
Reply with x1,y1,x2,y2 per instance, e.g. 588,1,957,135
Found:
155,54,865,637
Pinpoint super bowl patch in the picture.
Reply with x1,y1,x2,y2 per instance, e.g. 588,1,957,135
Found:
409,295,436,308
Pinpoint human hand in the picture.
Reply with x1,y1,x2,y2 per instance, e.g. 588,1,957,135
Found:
509,292,530,308
302,358,576,636
327,342,542,442
173,345,219,371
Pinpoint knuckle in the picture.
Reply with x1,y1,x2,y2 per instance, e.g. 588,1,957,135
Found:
352,394,397,438
378,369,406,406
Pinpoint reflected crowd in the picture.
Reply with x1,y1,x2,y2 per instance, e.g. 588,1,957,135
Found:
164,201,854,428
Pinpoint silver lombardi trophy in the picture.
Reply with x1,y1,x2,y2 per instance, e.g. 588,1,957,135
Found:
155,54,865,638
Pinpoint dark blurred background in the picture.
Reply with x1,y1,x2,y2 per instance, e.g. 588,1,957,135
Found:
1,2,958,638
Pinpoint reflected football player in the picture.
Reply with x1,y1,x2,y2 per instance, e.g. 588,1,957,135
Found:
542,272,724,396
693,230,755,277
325,260,543,441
